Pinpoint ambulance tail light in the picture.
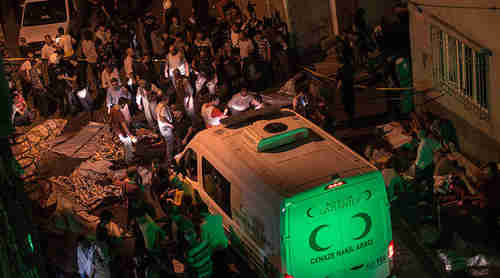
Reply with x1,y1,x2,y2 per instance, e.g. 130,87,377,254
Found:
284,274,294,278
388,240,395,259
325,180,345,190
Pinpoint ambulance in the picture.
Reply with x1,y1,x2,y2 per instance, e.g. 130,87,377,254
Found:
19,0,74,53
174,107,395,278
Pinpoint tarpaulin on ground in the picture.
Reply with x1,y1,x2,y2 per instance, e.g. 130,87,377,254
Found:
51,122,108,159
73,160,122,210
51,159,123,211
12,119,68,180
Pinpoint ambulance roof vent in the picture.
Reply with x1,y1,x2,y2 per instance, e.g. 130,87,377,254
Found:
263,122,288,134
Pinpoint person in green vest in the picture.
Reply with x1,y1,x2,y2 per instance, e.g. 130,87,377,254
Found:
431,118,460,152
380,157,405,202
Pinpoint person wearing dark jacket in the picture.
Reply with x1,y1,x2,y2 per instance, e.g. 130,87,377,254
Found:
336,46,355,127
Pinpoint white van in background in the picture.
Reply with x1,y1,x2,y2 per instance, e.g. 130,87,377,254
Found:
18,0,74,53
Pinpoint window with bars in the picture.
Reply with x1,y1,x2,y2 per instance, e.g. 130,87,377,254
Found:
430,25,490,116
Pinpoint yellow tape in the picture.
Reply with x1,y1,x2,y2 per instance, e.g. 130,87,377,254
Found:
174,190,184,206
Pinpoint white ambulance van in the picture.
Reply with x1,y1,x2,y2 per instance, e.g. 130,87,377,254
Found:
174,107,395,278
19,0,74,53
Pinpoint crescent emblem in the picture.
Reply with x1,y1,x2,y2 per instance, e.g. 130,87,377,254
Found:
309,224,331,251
306,208,314,218
363,190,372,200
352,213,372,240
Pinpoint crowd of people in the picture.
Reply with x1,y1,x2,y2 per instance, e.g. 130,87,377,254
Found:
364,109,500,252
4,1,296,277
5,0,294,167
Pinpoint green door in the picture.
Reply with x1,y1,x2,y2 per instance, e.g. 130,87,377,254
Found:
281,172,392,278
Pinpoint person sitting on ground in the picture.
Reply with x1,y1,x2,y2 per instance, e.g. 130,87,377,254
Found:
461,162,500,246
11,90,34,126
227,83,263,114
433,162,500,249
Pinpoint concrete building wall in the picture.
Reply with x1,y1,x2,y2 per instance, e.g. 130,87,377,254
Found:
357,0,394,27
286,0,333,50
408,0,500,163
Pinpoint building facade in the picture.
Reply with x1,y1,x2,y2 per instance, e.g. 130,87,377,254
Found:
408,0,500,163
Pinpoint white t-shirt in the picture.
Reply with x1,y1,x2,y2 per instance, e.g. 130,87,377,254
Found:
58,34,74,57
228,92,262,112
41,44,57,60
239,39,254,59
101,68,121,89
124,56,134,78
82,40,98,63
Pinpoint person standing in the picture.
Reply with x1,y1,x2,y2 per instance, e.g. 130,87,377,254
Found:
110,98,135,164
76,235,96,278
123,48,135,83
58,59,80,116
156,96,177,166
136,80,163,128
336,47,355,127
164,45,190,86
201,95,227,128
41,35,57,61
106,78,131,114
253,31,271,89
56,27,76,58
172,68,193,109
162,0,179,30
101,64,121,91
81,30,99,91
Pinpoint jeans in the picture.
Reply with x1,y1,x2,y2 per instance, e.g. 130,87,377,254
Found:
67,90,79,114
119,134,135,163
162,135,176,166
77,89,94,112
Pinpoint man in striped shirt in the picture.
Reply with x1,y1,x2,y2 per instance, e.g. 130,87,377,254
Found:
253,31,272,89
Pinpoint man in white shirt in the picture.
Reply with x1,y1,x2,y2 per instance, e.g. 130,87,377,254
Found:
164,45,190,87
227,84,263,114
101,64,120,90
123,48,135,81
41,35,57,60
238,32,254,60
56,27,75,57
155,97,176,166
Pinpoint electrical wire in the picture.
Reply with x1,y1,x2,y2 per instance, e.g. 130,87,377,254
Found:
409,1,499,10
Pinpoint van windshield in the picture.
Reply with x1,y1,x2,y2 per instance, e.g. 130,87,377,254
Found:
23,0,67,27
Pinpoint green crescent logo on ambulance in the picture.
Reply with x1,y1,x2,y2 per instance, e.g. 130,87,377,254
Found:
309,224,331,251
308,213,373,251
352,213,372,240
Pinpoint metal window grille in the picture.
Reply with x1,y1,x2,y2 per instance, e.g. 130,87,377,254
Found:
430,25,490,119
